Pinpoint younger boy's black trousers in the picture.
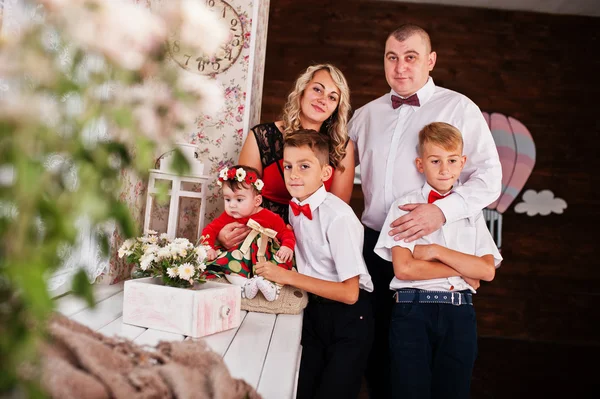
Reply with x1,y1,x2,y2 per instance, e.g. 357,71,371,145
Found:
389,296,478,399
296,290,374,399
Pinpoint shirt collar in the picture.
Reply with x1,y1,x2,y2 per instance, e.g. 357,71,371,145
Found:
389,77,435,106
291,184,327,212
421,179,461,200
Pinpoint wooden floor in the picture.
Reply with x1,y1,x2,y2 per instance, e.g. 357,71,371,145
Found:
54,282,303,399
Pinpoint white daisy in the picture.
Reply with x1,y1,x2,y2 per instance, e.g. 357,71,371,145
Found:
139,253,155,271
194,245,208,262
178,262,195,280
173,238,192,248
167,266,179,278
254,179,264,191
157,247,171,260
117,238,135,258
143,244,160,255
197,261,207,272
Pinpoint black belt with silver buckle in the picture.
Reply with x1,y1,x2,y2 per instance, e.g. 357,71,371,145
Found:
394,289,473,306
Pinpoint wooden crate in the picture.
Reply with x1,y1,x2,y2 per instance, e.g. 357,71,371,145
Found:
123,277,241,338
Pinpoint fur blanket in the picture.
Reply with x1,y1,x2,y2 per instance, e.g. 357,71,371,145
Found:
40,314,261,399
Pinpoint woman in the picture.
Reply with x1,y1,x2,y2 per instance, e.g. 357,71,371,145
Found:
218,64,354,248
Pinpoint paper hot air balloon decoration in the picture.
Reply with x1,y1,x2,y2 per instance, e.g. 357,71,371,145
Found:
482,112,536,249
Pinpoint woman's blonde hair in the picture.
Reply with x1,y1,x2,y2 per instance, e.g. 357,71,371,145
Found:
280,64,351,171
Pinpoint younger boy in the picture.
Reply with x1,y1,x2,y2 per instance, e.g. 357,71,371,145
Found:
254,129,374,399
374,122,502,399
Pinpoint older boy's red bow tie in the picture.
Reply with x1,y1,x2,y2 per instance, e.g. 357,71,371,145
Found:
391,94,420,109
428,191,450,204
290,201,312,220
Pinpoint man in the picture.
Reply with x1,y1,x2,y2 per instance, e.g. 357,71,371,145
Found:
348,24,502,398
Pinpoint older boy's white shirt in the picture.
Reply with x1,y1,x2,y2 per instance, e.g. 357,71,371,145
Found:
289,185,374,292
348,77,502,231
374,182,502,293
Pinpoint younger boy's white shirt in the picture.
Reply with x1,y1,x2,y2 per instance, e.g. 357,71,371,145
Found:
290,185,374,292
374,182,502,293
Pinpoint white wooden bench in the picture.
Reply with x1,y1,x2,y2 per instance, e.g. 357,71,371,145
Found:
54,283,303,399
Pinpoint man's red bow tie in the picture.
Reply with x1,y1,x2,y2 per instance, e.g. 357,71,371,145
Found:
290,201,312,220
391,93,420,109
428,190,450,204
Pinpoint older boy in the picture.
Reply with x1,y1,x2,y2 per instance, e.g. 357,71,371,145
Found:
375,122,502,399
255,129,374,399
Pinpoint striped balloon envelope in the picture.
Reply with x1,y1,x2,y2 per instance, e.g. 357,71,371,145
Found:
483,112,536,214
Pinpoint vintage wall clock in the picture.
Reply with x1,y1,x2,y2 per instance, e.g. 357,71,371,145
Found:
169,0,244,75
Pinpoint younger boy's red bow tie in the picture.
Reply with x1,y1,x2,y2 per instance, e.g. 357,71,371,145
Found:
391,94,420,109
290,201,312,220
428,190,450,204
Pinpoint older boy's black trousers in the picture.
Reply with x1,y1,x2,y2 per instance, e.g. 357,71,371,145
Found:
296,290,374,399
363,226,396,399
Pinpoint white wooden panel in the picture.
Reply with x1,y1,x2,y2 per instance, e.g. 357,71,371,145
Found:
293,346,302,399
97,316,147,341
69,291,124,331
257,314,303,399
201,310,248,356
54,282,124,316
133,328,185,347
223,312,276,387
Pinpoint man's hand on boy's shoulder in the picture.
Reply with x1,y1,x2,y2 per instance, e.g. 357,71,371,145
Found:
389,203,445,242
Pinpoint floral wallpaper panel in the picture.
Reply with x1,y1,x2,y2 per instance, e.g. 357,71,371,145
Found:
106,0,271,282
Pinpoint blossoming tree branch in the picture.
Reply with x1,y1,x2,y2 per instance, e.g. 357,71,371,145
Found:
0,0,228,394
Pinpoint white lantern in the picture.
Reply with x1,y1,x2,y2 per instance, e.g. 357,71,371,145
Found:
159,143,205,176
144,143,210,241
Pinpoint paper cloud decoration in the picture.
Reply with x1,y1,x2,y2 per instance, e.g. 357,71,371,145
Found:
514,189,567,216
482,112,536,214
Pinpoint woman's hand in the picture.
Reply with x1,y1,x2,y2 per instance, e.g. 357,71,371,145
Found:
276,246,293,263
217,222,250,249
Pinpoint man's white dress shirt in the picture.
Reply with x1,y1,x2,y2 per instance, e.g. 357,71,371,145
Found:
289,185,373,292
348,77,502,231
374,182,502,293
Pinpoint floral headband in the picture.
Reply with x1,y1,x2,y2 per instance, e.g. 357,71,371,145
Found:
217,166,264,192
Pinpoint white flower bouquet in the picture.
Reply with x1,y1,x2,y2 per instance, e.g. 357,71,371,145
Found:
118,230,211,288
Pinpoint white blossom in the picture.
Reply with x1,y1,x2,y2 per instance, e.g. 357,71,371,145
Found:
178,262,195,280
167,266,179,278
139,253,155,271
236,168,246,181
219,168,229,180
194,245,208,262
254,179,264,191
157,247,171,260
117,238,136,258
